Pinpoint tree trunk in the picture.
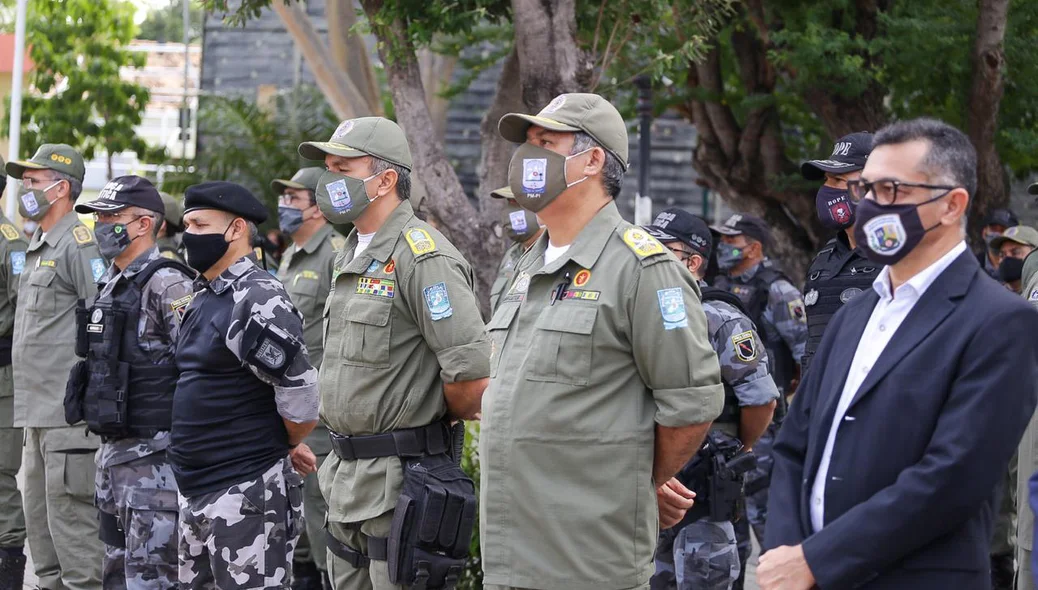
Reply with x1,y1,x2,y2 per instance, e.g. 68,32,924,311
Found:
510,0,590,111
326,0,382,114
476,46,524,202
417,49,457,141
966,0,1009,235
360,0,505,317
107,152,114,181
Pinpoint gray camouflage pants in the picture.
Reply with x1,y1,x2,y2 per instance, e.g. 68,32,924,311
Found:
96,447,179,590
744,423,776,542
178,457,304,589
652,519,740,590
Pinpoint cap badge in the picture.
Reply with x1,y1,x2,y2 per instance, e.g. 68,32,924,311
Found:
653,212,676,228
831,141,852,157
332,120,354,140
542,95,567,115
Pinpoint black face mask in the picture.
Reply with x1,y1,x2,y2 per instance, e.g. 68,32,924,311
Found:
183,223,233,274
815,185,856,230
999,256,1024,284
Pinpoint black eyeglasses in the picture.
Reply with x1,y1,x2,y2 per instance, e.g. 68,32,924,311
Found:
847,179,957,205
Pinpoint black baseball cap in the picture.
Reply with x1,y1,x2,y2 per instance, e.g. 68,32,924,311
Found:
75,175,164,215
1028,182,1038,196
644,208,712,258
184,181,269,224
801,132,873,181
710,213,772,247
983,208,1018,228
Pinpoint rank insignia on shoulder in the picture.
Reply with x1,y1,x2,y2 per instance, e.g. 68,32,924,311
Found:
622,228,665,258
804,289,818,306
787,298,806,323
73,226,93,245
405,228,437,256
657,287,688,330
170,294,194,322
0,224,19,241
160,250,177,260
423,282,453,320
732,330,757,362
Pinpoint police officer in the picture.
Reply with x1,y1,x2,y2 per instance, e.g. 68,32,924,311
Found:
481,93,723,590
298,117,490,590
800,132,881,372
0,156,28,589
646,208,779,590
68,176,195,589
1018,191,1038,590
8,144,106,590
990,225,1038,294
711,213,806,544
157,191,185,262
169,181,319,589
488,186,541,311
272,166,346,590
977,208,1019,280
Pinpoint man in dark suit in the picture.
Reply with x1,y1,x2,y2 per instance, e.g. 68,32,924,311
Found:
757,118,1038,590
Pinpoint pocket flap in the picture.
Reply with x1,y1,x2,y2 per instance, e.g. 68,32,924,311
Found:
534,306,598,335
344,297,392,327
29,268,56,287
486,302,520,331
127,487,179,511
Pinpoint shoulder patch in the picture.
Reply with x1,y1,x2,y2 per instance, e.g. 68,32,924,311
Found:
0,224,19,241
657,287,688,330
787,298,806,323
73,226,94,245
423,282,453,320
1029,287,1038,302
622,228,665,258
405,228,437,256
90,258,106,282
731,330,758,362
10,251,24,275
170,294,194,322
330,236,346,251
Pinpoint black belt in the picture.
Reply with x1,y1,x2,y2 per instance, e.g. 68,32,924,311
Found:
326,527,387,568
328,423,450,461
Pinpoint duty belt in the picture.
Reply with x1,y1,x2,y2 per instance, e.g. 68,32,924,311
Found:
328,422,451,461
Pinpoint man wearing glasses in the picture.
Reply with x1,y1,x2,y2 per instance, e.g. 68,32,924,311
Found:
759,118,1038,590
7,144,107,590
271,166,345,590
799,132,880,375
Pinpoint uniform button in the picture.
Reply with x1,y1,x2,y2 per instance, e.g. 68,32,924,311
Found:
879,324,886,332
814,497,822,506
861,365,869,373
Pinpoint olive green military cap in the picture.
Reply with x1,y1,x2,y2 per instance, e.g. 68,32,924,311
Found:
298,117,412,171
272,166,325,195
498,93,630,169
6,143,85,181
991,225,1038,250
160,192,184,230
489,186,514,200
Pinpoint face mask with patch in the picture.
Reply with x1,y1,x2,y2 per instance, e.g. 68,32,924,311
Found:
501,207,539,243
715,242,745,271
853,192,950,266
315,170,380,225
93,219,142,260
18,181,64,222
815,185,856,231
507,143,591,213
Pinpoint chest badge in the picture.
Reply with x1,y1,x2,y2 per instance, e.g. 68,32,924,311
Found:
512,272,531,294
573,269,591,287
840,288,863,303
91,309,103,323
805,289,819,306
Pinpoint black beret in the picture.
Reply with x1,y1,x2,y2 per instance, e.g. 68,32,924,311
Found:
184,181,268,224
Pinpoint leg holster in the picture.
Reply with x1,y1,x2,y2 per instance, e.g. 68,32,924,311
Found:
98,510,126,549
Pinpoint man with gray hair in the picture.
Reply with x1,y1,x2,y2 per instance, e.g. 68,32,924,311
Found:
68,175,195,588
7,143,107,590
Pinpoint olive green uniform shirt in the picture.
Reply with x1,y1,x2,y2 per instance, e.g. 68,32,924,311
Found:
1016,252,1038,569
14,211,104,427
479,201,724,590
318,200,490,524
489,242,524,312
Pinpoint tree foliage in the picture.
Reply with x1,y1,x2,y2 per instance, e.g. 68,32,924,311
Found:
1,0,164,173
138,0,205,44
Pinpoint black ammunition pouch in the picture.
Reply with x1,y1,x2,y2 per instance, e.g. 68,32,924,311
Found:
82,306,132,437
678,432,757,525
63,360,87,426
97,510,126,548
328,421,475,590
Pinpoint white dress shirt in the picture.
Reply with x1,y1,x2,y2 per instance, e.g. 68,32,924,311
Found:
809,240,967,533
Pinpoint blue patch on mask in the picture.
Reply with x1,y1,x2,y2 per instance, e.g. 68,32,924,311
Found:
10,251,24,275
657,288,688,330
90,258,106,282
423,282,453,321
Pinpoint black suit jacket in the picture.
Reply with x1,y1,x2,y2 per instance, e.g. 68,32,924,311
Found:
764,250,1038,589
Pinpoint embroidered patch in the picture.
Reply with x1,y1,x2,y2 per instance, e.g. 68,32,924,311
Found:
863,213,905,255
90,258,106,282
787,298,806,323
657,288,688,330
840,288,863,303
20,193,38,216
562,289,600,301
423,282,453,320
509,210,528,233
331,236,346,251
73,226,94,245
91,308,103,323
255,340,286,369
502,293,525,304
356,276,395,298
332,120,354,139
0,224,19,241
10,251,24,275
384,260,396,274
542,95,566,114
512,272,531,294
1030,288,1038,302
622,228,665,257
326,179,352,211
366,260,380,274
405,228,436,256
170,294,194,322
732,330,757,362
38,259,56,268
521,158,547,194
573,269,591,287
804,289,818,306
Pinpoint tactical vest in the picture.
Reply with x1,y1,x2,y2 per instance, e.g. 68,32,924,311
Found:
701,286,750,426
76,258,191,439
802,239,879,370
716,263,795,392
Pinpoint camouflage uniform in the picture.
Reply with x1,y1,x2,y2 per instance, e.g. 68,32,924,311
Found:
173,256,317,590
714,261,805,543
0,215,27,580
652,286,779,590
93,246,194,590
489,242,523,312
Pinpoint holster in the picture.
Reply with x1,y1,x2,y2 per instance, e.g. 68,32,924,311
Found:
387,453,476,590
63,360,87,426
